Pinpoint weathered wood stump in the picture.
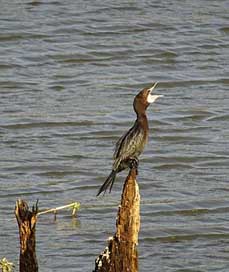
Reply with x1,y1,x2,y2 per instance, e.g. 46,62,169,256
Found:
15,199,38,272
94,168,140,272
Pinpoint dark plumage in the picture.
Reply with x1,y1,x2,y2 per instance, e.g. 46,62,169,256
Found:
97,83,162,196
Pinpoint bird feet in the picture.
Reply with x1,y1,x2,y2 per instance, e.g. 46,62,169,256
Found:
128,157,139,175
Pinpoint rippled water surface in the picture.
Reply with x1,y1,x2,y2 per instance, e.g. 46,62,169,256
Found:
0,0,229,271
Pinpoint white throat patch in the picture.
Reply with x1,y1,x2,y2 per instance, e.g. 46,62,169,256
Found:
147,94,163,103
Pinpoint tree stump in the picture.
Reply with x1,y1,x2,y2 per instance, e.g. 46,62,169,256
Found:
94,167,140,272
15,199,38,272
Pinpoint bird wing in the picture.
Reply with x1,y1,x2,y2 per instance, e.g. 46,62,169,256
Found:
113,132,127,160
113,122,145,170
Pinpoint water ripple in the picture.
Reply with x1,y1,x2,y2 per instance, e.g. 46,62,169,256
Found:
0,0,229,271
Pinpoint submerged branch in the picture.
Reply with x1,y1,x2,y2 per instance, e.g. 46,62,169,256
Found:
37,202,80,217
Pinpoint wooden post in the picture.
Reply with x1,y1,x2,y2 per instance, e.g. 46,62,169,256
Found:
15,199,38,272
94,167,140,272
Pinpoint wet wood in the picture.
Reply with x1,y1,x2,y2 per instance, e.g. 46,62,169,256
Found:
15,199,38,272
94,167,140,272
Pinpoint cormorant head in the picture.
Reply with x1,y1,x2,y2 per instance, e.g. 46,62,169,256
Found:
134,82,163,114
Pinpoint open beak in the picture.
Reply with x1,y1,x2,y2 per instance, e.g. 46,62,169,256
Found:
147,82,164,103
149,82,158,94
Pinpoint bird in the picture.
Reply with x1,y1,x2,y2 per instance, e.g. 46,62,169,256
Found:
97,82,163,196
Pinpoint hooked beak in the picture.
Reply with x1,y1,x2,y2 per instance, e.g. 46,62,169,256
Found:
147,82,164,103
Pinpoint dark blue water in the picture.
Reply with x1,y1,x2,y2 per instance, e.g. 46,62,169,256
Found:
0,1,229,271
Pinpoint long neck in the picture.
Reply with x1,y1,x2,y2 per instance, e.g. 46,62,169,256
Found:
136,111,149,131
134,101,149,130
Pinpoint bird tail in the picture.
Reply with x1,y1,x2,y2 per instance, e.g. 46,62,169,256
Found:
97,170,116,196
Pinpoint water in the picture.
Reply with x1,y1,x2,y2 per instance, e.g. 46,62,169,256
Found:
0,0,229,271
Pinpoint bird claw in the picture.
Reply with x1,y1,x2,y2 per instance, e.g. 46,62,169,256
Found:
129,157,139,175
